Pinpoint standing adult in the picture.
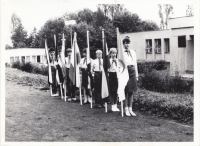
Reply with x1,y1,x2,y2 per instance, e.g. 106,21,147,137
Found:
123,36,138,116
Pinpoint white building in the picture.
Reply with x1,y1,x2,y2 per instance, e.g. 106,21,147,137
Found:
120,16,194,75
5,48,47,64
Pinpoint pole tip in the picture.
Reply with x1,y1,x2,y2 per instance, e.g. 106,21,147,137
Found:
102,28,104,31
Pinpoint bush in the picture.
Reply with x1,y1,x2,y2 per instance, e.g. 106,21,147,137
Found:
11,61,48,76
132,89,193,123
137,60,169,74
12,61,21,69
139,69,194,94
20,62,34,73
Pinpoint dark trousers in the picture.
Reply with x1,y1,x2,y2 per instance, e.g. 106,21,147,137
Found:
109,72,118,105
66,68,75,98
48,66,58,94
94,71,104,104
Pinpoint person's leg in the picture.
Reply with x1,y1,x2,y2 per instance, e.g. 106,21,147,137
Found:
83,88,87,103
128,92,136,116
124,92,131,116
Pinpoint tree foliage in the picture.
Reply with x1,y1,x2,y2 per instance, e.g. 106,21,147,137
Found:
158,4,173,30
10,5,159,51
11,23,28,48
186,5,194,16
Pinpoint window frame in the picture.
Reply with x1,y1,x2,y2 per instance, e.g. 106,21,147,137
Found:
146,39,152,54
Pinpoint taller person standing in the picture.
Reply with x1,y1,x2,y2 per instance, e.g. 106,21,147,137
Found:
123,36,138,117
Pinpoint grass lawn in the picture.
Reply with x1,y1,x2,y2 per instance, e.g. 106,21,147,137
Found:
5,67,193,141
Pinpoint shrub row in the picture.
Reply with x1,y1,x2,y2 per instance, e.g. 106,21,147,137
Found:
132,90,193,123
11,61,48,76
137,60,169,74
138,69,193,94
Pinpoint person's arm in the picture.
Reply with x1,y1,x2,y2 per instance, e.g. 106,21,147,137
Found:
134,51,138,81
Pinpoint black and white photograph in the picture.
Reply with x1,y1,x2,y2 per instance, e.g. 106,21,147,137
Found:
1,0,200,145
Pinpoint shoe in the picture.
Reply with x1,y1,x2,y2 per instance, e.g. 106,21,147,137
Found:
67,98,72,102
72,97,77,101
111,105,116,112
114,104,120,112
125,107,131,116
83,98,87,104
100,103,105,108
128,107,136,116
88,97,92,103
94,104,102,108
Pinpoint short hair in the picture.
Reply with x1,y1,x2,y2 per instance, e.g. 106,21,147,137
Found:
96,50,102,54
49,47,55,53
109,48,117,54
66,48,72,53
123,36,130,45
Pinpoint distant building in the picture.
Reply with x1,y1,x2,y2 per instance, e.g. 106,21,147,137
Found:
120,16,194,75
5,48,47,64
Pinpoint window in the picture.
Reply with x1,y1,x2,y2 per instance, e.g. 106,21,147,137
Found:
146,39,152,53
15,56,19,61
21,56,25,64
164,38,170,53
10,57,14,63
37,55,41,63
44,56,47,64
26,56,30,62
32,56,36,63
155,39,161,53
178,36,186,47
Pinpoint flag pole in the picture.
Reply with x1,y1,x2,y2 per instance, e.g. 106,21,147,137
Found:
74,32,82,105
121,101,124,117
87,30,92,108
102,28,108,113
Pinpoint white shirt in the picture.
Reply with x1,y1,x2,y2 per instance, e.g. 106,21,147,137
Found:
65,56,71,68
108,58,117,72
91,58,103,72
80,57,87,69
124,49,138,78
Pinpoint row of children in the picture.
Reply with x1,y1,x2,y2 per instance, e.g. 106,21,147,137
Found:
48,36,138,117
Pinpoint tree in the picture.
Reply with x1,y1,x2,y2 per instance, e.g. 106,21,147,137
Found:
29,27,39,48
186,5,194,16
77,9,94,24
11,23,28,48
158,4,173,30
5,44,13,50
37,18,65,48
10,13,21,33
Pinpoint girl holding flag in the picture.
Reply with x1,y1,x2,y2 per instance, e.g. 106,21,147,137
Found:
108,48,120,112
123,36,138,117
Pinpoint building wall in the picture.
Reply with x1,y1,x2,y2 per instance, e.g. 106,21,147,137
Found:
5,48,46,64
120,17,194,75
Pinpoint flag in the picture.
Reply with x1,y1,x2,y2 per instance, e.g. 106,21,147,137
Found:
116,28,129,102
60,33,67,89
86,31,91,89
45,39,52,84
54,34,58,62
64,20,76,26
101,31,110,98
69,32,81,88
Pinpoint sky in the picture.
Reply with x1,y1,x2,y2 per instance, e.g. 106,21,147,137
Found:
1,0,195,46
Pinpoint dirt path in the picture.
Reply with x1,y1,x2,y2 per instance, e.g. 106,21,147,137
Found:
5,69,193,142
